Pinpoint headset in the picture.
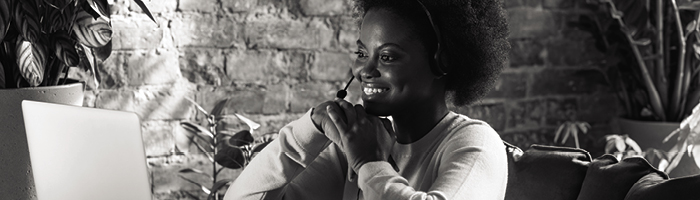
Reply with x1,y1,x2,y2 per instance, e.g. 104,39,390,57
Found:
416,0,448,78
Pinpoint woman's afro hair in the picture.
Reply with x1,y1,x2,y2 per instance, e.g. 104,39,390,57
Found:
353,0,510,106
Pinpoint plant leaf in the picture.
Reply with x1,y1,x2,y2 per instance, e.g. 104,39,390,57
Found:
666,139,689,173
624,136,642,153
0,0,11,41
210,98,231,117
14,0,41,42
554,124,565,143
604,135,623,154
16,40,45,86
93,40,111,60
253,133,278,152
229,130,254,147
570,123,580,148
132,0,158,25
214,146,246,169
185,96,211,117
85,0,110,19
52,31,79,66
207,179,233,200
78,43,100,89
180,121,214,143
214,132,247,169
178,168,213,180
73,10,112,48
576,122,590,134
561,123,571,145
235,113,261,131
178,174,211,195
687,20,698,33
631,38,651,46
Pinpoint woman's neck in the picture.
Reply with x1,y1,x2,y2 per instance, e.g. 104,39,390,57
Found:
391,100,449,144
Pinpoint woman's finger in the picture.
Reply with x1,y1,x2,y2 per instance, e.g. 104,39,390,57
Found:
335,100,356,124
326,105,348,135
354,104,366,120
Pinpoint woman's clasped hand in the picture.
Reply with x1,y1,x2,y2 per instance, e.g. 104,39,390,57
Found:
311,99,396,172
325,100,396,173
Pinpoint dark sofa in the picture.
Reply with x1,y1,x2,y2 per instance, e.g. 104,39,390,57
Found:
503,142,700,200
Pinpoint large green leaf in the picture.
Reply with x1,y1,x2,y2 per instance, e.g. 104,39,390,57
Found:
132,0,157,24
72,10,111,48
93,40,111,60
0,0,11,41
43,0,76,33
16,39,45,86
214,130,252,169
13,0,40,42
52,31,79,67
228,130,254,147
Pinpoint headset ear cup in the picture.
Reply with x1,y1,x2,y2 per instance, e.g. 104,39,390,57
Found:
431,44,447,77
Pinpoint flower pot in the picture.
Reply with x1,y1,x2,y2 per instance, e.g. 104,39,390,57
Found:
617,117,680,151
0,81,84,200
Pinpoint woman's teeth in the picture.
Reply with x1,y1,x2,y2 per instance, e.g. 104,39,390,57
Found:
364,87,389,95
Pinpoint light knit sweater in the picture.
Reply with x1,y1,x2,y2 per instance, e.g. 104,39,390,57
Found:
224,110,508,200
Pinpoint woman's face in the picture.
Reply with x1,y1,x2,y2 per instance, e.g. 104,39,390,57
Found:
354,7,440,116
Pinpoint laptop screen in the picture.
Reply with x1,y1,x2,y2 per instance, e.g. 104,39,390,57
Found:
22,100,152,200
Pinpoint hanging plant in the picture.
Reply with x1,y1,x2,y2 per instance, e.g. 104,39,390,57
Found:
0,0,156,88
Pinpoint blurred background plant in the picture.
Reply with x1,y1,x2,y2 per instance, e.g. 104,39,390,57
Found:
604,134,644,161
0,0,155,88
605,102,700,177
173,97,277,200
581,0,700,122
553,121,591,149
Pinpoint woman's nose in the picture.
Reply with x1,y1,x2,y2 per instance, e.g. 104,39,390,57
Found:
355,58,380,81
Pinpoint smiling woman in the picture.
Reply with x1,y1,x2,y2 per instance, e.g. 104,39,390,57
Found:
224,0,510,199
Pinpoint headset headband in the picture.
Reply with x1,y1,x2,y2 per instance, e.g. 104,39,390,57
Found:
415,0,447,77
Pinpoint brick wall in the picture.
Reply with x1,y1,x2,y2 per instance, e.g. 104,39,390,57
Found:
72,0,620,198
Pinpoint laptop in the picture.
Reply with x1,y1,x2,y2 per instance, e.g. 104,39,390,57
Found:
22,100,152,200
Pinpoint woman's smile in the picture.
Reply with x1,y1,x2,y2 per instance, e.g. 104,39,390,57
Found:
362,85,390,96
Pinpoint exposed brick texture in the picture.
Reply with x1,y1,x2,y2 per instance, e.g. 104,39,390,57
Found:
69,0,619,198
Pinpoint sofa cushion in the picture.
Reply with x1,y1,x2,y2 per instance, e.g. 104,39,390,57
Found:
504,142,592,200
624,172,700,200
577,155,663,200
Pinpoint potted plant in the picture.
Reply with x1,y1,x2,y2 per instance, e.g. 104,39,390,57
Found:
0,1,155,199
581,0,700,150
168,97,277,200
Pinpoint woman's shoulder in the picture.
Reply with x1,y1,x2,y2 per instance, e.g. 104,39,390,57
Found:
440,111,504,148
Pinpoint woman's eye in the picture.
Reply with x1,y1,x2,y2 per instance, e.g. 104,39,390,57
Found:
380,55,395,62
354,51,367,58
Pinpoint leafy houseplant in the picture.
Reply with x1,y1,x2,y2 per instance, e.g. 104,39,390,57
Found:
0,0,155,89
174,97,277,200
553,121,591,149
583,0,700,122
